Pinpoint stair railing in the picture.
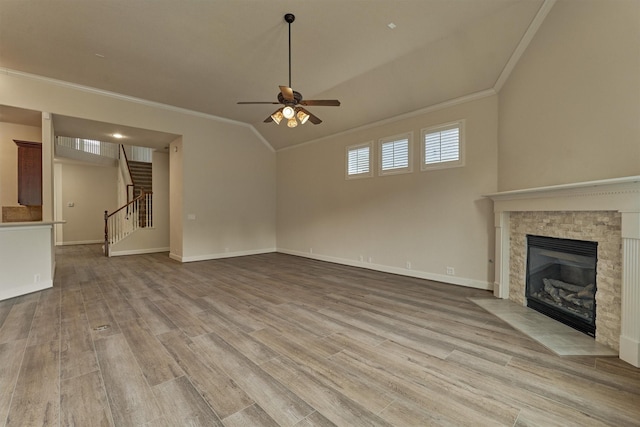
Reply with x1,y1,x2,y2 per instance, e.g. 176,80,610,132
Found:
104,189,153,256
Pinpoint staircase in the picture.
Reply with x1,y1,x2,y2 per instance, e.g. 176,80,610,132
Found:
128,161,153,196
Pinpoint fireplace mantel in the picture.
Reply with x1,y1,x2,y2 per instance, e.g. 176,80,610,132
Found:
485,176,640,368
485,176,640,213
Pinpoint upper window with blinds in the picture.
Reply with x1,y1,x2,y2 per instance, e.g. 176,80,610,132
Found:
421,121,464,171
346,142,373,179
378,132,412,175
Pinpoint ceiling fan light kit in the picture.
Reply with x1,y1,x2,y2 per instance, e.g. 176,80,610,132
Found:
238,13,341,128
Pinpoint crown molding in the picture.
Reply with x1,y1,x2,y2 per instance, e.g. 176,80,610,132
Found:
494,0,557,92
278,88,496,152
1,68,276,152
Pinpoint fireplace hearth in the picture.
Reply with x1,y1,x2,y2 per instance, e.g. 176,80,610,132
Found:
526,235,597,336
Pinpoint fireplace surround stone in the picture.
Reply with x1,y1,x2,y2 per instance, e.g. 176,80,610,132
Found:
485,176,640,367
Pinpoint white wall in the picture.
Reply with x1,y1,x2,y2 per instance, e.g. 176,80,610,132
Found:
0,122,41,208
277,95,498,289
0,72,277,260
0,223,53,300
498,0,640,191
59,162,118,244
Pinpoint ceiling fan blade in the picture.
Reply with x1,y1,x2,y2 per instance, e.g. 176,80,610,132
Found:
299,107,322,125
300,99,341,107
279,86,295,102
237,101,280,104
263,115,274,123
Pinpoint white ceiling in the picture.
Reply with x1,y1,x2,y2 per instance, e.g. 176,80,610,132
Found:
0,0,545,150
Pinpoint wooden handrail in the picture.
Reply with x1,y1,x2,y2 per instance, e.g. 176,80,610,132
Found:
106,189,152,219
121,144,136,187
104,189,154,256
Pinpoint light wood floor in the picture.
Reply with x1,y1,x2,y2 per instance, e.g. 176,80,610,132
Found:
1,245,639,426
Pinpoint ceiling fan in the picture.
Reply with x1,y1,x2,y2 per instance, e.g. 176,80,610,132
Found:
237,13,340,127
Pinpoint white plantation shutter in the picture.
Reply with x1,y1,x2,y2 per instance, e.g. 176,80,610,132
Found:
348,145,370,175
421,121,464,170
381,138,409,170
346,142,373,178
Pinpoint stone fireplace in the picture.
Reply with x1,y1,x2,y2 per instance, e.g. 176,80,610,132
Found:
486,176,640,368
525,234,598,337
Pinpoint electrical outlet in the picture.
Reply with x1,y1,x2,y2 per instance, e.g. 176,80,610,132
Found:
446,267,455,276
34,274,40,283
368,257,373,263
359,255,364,262
406,261,412,269
310,247,313,254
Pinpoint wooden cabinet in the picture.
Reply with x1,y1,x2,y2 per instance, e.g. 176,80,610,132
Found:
14,140,42,206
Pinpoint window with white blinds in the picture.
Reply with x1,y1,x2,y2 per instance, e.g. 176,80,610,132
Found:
378,133,412,175
346,142,373,179
421,121,464,170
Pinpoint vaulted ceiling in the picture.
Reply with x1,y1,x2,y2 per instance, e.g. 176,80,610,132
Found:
0,0,545,150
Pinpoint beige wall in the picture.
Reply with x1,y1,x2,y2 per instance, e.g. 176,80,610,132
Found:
498,0,640,191
59,162,118,244
0,122,41,208
0,72,277,260
277,95,498,288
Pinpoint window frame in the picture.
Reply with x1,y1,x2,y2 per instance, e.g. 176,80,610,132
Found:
421,120,465,171
378,132,413,176
345,141,374,179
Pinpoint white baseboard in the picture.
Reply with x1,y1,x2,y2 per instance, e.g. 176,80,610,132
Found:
178,247,276,263
109,247,170,257
57,239,103,246
277,248,492,291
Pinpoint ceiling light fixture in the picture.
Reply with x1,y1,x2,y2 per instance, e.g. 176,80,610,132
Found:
296,109,310,125
282,105,295,120
237,13,340,127
271,109,284,125
112,133,123,139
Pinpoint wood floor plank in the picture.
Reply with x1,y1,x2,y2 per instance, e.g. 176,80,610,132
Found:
221,403,279,427
153,299,214,337
192,332,315,426
250,327,394,414
60,371,114,427
5,340,60,427
152,375,223,426
84,299,121,338
261,355,393,427
60,313,99,380
0,298,16,330
293,411,338,427
0,339,27,426
94,334,161,426
156,330,254,419
0,301,37,344
27,287,61,347
61,288,86,320
119,317,183,386
196,309,279,365
128,297,178,335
